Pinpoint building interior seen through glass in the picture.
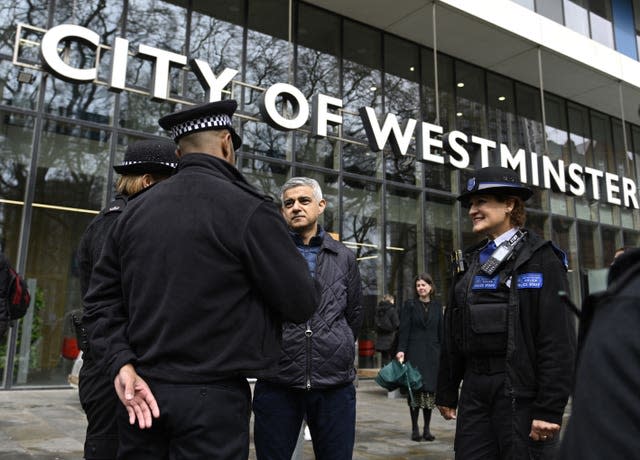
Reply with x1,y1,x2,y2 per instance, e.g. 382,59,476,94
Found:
1,0,639,386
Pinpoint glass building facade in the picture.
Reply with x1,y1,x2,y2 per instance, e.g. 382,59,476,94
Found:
1,0,638,387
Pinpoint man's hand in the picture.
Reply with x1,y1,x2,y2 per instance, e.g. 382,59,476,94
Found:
114,364,160,429
529,419,560,441
437,405,457,420
395,351,405,363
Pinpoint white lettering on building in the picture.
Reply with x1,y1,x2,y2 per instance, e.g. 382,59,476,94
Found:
35,24,640,210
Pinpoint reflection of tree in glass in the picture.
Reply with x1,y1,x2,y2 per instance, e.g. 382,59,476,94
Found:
245,31,289,108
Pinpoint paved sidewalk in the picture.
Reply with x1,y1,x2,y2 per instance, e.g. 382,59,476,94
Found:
0,379,457,459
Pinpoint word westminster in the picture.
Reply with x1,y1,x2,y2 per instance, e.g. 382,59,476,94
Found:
37,24,639,209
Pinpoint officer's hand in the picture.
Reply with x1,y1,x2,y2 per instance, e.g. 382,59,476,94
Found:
395,351,404,363
529,419,560,441
437,405,457,420
114,363,160,429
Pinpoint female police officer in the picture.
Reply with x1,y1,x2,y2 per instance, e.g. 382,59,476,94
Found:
435,166,576,460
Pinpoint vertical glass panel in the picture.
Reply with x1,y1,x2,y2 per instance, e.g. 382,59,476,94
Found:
421,52,455,191
454,61,487,142
487,72,517,161
513,0,534,9
341,178,381,292
36,120,111,210
537,0,565,22
241,120,291,166
634,0,640,58
545,93,574,216
245,0,290,113
385,186,419,304
44,0,123,123
515,83,546,211
343,143,381,178
0,111,33,203
296,3,340,166
589,0,614,48
564,0,590,36
552,217,581,305
611,0,638,59
0,1,49,57
578,221,599,269
567,103,592,218
0,201,24,383
187,1,245,102
341,179,381,365
383,35,419,185
119,1,187,126
14,207,93,385
0,60,41,110
425,193,457,305
238,156,291,200
589,111,612,217
342,19,382,141
623,230,640,246
294,132,340,170
601,226,620,266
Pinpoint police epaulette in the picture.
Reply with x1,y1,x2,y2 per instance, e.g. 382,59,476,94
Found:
103,196,127,215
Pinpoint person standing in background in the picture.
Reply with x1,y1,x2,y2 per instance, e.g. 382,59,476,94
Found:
396,273,442,442
375,294,399,365
253,176,363,460
76,139,177,460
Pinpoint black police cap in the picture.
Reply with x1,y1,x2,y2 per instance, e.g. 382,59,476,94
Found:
158,99,242,149
113,139,178,175
457,166,533,205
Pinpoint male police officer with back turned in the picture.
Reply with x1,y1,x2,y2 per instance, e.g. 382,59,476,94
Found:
83,100,318,460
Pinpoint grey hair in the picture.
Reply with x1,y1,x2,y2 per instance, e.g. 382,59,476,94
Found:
280,177,323,202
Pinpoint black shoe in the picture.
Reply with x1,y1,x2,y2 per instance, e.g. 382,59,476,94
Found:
423,432,435,442
411,430,422,442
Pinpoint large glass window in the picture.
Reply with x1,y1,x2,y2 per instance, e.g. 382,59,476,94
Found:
421,52,455,191
385,186,420,304
589,0,614,48
295,3,340,167
564,0,590,37
342,19,383,178
537,0,564,22
383,35,419,185
424,193,457,306
454,61,487,146
487,72,517,162
0,1,49,58
187,1,245,102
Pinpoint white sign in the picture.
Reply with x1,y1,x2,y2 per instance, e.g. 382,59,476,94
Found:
37,24,639,209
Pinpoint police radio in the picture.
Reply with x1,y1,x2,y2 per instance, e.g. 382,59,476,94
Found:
480,230,526,275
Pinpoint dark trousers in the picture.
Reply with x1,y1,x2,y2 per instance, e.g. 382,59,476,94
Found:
79,359,119,459
455,370,558,460
253,380,356,460
117,378,251,460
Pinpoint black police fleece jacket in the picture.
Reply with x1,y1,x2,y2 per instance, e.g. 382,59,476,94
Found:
83,153,319,383
436,229,577,425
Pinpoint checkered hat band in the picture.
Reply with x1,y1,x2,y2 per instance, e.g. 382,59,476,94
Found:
121,160,178,168
170,114,232,140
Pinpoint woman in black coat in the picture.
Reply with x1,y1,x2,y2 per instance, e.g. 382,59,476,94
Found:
396,273,443,442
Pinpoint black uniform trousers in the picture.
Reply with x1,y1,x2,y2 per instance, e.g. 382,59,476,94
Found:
117,377,251,460
79,359,119,459
455,369,558,460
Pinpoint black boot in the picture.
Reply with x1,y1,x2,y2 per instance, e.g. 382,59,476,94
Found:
410,407,421,441
422,409,435,441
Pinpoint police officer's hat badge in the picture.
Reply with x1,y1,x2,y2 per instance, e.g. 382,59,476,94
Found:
458,166,532,206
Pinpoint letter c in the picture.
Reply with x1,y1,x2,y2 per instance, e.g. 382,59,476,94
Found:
41,24,99,82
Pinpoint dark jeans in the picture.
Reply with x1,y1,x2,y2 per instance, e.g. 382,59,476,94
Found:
117,378,251,460
455,370,558,460
253,380,356,460
78,359,119,459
